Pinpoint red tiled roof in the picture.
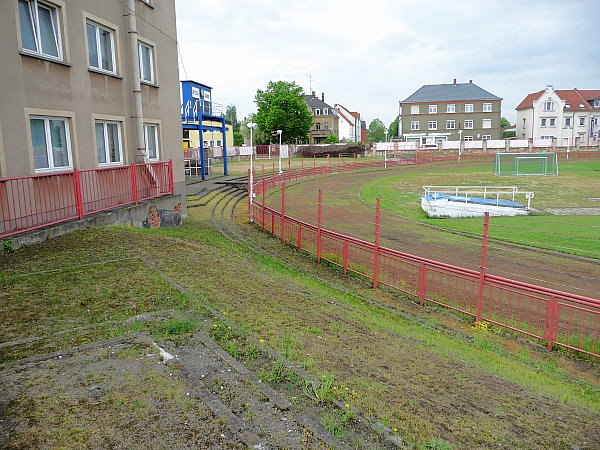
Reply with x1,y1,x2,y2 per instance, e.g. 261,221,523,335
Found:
516,89,600,110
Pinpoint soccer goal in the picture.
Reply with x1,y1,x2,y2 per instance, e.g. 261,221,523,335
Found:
494,152,558,176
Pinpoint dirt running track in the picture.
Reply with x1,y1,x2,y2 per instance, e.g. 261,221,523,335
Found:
275,167,600,299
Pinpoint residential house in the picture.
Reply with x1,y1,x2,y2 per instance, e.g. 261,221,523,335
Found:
334,104,362,142
399,80,502,144
1,0,183,237
305,92,339,144
515,85,600,145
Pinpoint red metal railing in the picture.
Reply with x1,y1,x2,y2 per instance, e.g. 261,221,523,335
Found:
250,152,600,357
1,161,174,237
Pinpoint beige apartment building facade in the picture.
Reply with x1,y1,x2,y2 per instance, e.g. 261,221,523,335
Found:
0,0,183,197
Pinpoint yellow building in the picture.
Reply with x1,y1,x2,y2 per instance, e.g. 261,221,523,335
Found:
183,120,233,150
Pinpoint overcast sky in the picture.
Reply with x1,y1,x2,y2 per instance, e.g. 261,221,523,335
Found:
175,0,599,127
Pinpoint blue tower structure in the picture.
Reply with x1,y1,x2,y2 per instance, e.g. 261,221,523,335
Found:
181,80,228,179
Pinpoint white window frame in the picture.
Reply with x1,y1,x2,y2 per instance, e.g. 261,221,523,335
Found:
541,118,547,127
314,108,320,116
543,101,554,112
323,122,329,130
482,135,491,140
464,120,473,129
29,115,72,173
483,103,492,112
594,100,600,108
465,104,474,113
18,0,63,60
482,119,492,129
428,105,437,114
446,120,455,129
549,118,556,128
410,105,419,114
315,122,321,130
322,108,327,116
410,121,419,130
464,136,473,141
564,117,572,128
95,120,123,165
138,40,155,84
86,21,116,74
446,104,455,113
143,123,159,160
579,117,585,126
428,121,437,130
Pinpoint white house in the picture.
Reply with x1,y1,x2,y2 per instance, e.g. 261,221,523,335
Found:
334,104,361,142
516,86,600,145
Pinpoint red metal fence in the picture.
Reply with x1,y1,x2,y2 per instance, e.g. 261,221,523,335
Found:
250,152,600,357
1,160,174,238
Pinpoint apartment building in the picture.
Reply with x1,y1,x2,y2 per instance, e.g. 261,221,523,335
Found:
305,92,339,144
334,103,362,143
399,80,502,144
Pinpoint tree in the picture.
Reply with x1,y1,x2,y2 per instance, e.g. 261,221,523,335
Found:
388,116,399,139
325,134,339,144
233,131,244,146
500,117,510,128
254,81,313,144
225,104,240,133
367,118,386,142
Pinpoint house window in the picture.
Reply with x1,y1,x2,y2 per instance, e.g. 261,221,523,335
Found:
95,121,122,165
465,104,474,113
324,122,329,130
549,118,556,127
410,105,419,114
446,104,455,113
446,120,455,129
579,117,585,126
138,41,154,83
410,121,419,130
464,120,473,129
482,119,492,129
483,103,492,112
18,0,62,59
565,117,572,127
144,123,159,160
594,100,600,108
315,122,321,130
314,108,320,116
541,136,553,139
428,121,437,130
541,118,547,127
86,22,115,73
428,105,437,114
543,101,554,111
464,136,473,141
522,118,526,128
482,135,491,140
30,116,71,171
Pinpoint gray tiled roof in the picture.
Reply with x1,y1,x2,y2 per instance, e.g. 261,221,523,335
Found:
305,95,333,109
401,83,502,103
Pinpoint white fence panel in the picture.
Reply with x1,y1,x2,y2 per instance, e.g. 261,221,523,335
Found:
280,145,290,158
510,140,529,148
533,139,553,148
239,146,254,156
442,141,460,150
464,140,483,149
487,140,505,149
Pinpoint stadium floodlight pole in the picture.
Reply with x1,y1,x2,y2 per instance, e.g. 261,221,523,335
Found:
247,122,257,222
277,129,283,174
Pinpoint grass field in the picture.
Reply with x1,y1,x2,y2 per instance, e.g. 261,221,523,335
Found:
360,160,600,258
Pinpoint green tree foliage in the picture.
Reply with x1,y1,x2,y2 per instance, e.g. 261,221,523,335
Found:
503,130,516,138
233,131,244,146
388,116,399,138
367,118,386,142
325,134,339,144
225,104,240,133
500,117,511,128
254,81,313,144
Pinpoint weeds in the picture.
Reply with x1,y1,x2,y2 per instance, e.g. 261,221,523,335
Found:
302,375,335,405
259,358,296,384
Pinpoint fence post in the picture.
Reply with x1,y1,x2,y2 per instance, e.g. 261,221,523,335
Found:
298,224,303,250
418,263,428,305
73,169,84,219
476,212,490,322
281,182,286,245
317,189,322,263
373,198,381,289
247,168,252,223
168,159,174,194
130,163,139,204
545,296,558,351
343,240,349,274
262,166,266,231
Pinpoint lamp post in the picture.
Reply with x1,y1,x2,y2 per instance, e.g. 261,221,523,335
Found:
277,129,283,174
458,129,463,161
247,122,257,221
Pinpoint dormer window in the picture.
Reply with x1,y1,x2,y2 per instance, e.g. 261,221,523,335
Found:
314,108,320,115
543,101,554,111
594,100,600,108
565,104,571,109
579,103,585,108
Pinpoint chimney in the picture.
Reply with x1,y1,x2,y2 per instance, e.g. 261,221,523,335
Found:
312,90,315,97
469,79,472,83
453,78,456,85
321,92,324,101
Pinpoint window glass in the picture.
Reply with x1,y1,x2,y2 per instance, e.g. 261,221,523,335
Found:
38,4,59,57
107,123,120,163
99,27,113,71
95,123,106,163
465,104,473,113
49,119,68,167
139,42,153,82
19,0,36,51
86,23,99,68
144,124,158,159
31,118,49,169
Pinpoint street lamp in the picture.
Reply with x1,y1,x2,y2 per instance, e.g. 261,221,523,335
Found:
458,129,463,160
247,122,257,222
277,129,283,174
383,127,388,169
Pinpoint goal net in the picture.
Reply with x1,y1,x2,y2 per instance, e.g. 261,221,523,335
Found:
494,152,558,176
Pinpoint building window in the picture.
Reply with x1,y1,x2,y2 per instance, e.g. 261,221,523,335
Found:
86,22,115,73
549,118,556,127
138,41,154,83
428,121,437,130
464,136,473,141
315,122,321,130
95,121,122,165
483,103,492,112
314,108,320,116
18,0,62,59
428,105,437,114
541,136,553,140
594,100,600,108
522,118,526,128
446,120,455,129
464,120,473,129
446,104,455,113
323,108,328,116
144,123,159,160
465,104,473,113
410,105,419,114
30,116,71,172
565,117,572,128
543,101,554,111
579,117,585,126
541,118,547,127
482,119,492,129
482,135,491,140
324,122,329,130
410,121,419,130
